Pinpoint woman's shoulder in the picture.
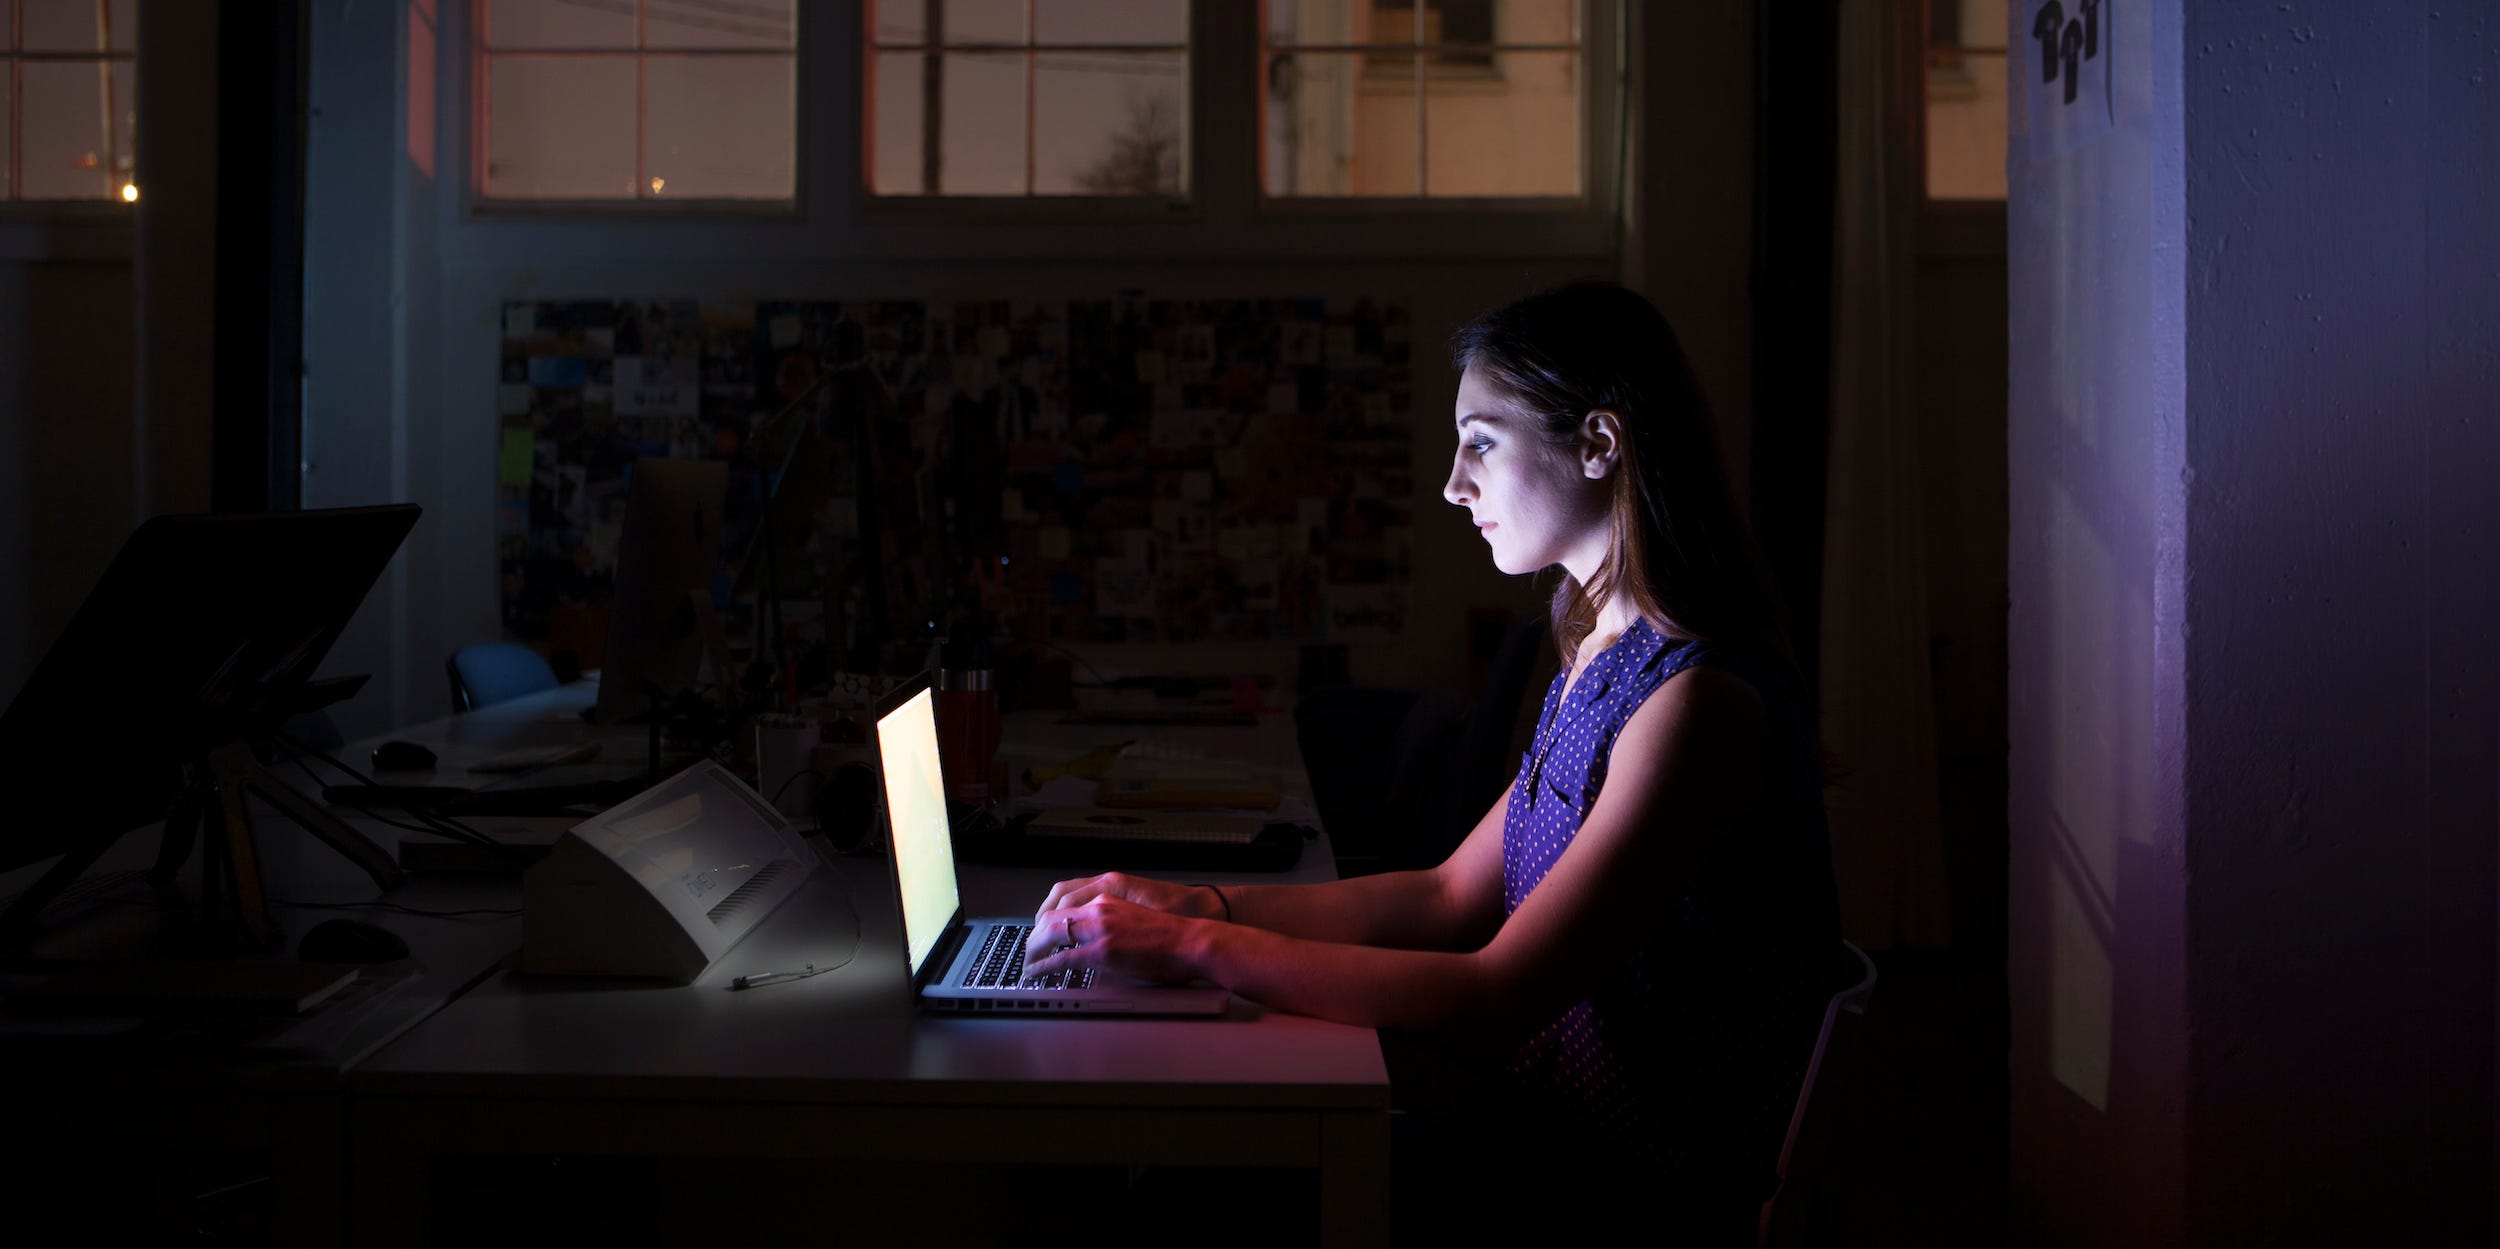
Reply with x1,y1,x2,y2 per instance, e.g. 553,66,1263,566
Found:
1619,657,1769,755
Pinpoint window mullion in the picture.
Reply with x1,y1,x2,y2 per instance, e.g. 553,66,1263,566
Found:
1023,6,1036,198
634,0,646,198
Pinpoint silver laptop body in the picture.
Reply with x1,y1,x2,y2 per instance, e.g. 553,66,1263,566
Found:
874,674,1231,1017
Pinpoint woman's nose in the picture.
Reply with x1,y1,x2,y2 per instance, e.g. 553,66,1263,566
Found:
1443,457,1472,507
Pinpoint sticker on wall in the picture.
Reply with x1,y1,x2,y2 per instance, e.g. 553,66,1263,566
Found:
2025,0,2115,161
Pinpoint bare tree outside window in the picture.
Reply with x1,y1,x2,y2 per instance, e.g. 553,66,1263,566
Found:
866,1,1190,198
1072,89,1182,196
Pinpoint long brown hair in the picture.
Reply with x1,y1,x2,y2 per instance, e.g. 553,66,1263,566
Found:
1452,281,1789,668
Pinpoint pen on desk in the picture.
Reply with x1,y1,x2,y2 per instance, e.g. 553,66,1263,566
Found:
730,963,818,990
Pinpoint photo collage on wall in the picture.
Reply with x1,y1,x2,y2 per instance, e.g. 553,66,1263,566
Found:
497,295,1414,658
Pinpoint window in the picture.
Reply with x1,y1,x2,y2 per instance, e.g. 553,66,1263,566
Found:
864,0,1190,197
1263,0,1583,198
474,0,796,203
1924,0,2007,201
2,0,139,202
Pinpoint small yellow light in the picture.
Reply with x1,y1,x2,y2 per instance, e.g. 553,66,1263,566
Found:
649,176,665,195
120,182,139,202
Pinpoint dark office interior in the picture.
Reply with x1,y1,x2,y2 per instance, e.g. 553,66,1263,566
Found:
0,1,2495,1245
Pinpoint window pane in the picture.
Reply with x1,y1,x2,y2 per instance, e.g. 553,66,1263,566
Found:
1496,0,1576,44
1265,1,1363,45
1419,0,1492,44
1034,0,1184,47
939,51,1026,194
0,76,12,199
870,50,929,194
0,1,13,51
483,0,634,50
1426,50,1576,196
645,0,795,50
109,57,133,188
483,55,637,198
1926,49,2007,200
19,60,112,198
1264,51,1417,197
21,0,104,51
1034,51,1183,195
643,54,794,198
103,0,130,52
872,0,927,46
944,0,1023,46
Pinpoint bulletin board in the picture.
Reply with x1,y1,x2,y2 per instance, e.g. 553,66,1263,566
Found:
497,295,1414,651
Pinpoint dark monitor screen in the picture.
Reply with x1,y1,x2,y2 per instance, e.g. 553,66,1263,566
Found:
0,505,420,876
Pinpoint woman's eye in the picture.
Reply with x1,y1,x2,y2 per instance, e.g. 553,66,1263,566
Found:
1468,440,1492,455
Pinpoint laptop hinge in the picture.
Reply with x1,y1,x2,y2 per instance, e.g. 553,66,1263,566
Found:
915,915,974,991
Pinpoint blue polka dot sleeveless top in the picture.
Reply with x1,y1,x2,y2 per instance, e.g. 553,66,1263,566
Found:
1500,618,1842,1194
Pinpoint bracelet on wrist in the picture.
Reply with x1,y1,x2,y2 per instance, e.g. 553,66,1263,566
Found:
1208,884,1232,923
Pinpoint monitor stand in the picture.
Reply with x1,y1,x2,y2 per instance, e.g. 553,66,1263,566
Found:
2,741,403,955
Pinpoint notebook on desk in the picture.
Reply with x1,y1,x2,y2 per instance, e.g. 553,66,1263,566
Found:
874,673,1230,1016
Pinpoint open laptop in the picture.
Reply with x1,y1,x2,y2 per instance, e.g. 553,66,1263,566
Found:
873,672,1231,1016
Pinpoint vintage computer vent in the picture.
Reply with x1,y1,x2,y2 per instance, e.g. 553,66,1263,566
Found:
706,859,795,928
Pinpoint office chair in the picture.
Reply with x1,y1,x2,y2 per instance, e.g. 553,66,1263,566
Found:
1758,939,1880,1248
1294,611,1549,875
446,642,559,713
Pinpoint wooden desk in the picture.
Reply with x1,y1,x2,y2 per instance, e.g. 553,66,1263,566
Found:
346,685,1390,1247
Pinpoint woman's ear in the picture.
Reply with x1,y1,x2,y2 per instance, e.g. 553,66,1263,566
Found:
1579,409,1624,479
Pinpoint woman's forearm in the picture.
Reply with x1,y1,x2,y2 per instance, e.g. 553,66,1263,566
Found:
1183,919,1504,1030
1212,868,1484,950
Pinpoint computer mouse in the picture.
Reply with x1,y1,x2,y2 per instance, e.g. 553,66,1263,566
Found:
298,918,411,965
372,740,438,771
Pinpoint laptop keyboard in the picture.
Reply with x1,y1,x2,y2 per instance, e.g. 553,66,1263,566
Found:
963,923,1099,991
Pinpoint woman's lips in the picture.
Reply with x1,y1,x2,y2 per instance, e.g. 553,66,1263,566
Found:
1477,521,1498,532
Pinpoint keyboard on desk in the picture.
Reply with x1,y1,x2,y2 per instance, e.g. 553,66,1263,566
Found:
963,923,1098,991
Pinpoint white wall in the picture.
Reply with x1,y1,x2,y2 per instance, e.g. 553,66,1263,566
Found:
2005,0,2188,1238
2009,0,2500,1240
2174,3,2496,1238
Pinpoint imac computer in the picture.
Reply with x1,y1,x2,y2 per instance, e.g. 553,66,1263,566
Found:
0,505,421,944
593,457,731,725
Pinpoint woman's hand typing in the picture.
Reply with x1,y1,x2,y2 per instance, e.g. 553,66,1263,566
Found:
1021,893,1210,985
1033,871,1224,923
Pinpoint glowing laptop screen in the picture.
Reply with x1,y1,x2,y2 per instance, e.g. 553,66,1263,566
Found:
876,685,961,977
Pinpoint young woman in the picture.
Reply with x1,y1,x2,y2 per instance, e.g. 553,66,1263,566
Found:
1022,281,1843,1237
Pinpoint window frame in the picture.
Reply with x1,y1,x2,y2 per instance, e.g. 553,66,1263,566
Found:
1,0,141,210
859,4,1193,203
1914,0,2007,257
1260,0,1596,205
467,0,807,215
444,0,1623,263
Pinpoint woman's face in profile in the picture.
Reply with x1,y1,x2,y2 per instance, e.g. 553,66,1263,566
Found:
1443,364,1609,578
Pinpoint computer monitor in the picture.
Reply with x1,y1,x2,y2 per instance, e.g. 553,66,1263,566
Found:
594,457,730,724
0,505,420,923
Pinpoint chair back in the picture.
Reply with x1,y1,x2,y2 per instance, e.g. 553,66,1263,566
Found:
1759,939,1878,1246
1294,610,1548,876
446,643,559,713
